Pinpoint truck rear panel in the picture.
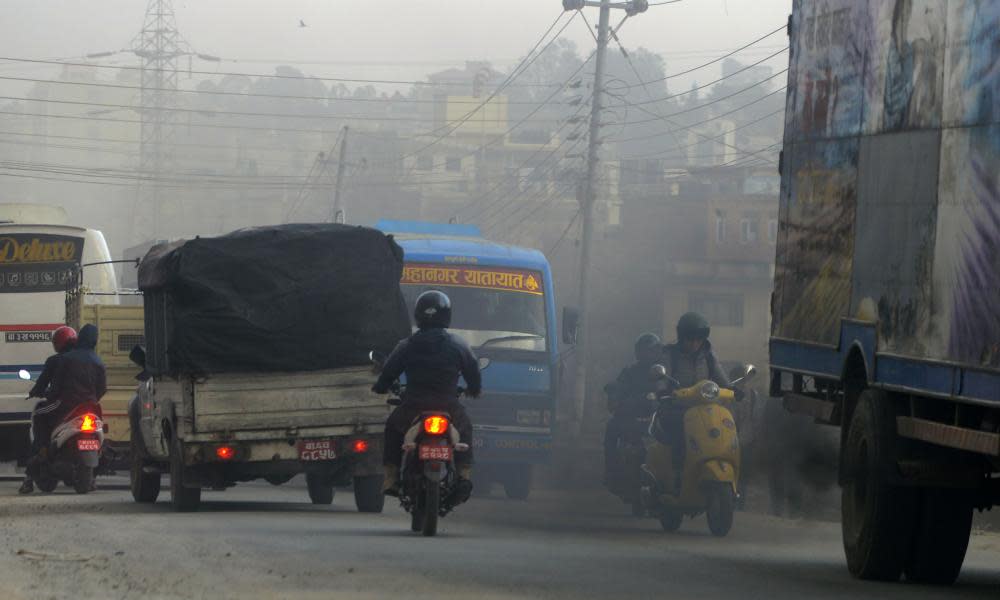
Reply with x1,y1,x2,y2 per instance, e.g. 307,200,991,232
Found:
771,1,1000,401
191,367,387,434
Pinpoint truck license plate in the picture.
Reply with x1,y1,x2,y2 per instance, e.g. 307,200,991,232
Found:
418,445,452,461
298,439,336,461
77,438,100,452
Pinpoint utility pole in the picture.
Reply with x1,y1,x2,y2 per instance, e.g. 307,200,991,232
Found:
332,126,349,223
563,0,647,438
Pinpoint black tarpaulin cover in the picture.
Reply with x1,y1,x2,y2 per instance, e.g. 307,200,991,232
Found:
138,224,410,376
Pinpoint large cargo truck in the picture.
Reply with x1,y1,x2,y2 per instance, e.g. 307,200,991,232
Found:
769,0,1000,585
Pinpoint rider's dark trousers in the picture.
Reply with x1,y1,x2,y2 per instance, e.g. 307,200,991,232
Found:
383,399,473,467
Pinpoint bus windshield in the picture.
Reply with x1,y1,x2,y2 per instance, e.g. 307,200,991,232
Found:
400,264,548,352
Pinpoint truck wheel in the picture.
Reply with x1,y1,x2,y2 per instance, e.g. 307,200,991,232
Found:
73,465,94,495
503,466,532,500
169,437,201,512
130,431,160,503
841,389,916,581
904,489,973,585
353,475,385,513
706,484,735,537
306,473,335,505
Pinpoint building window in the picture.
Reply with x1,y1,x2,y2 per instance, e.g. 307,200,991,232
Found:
416,155,434,171
715,215,727,244
446,157,462,172
740,219,759,244
768,219,778,244
607,201,623,227
689,293,744,327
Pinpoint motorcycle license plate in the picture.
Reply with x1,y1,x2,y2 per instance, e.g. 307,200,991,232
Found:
418,445,452,461
298,439,336,461
77,438,100,452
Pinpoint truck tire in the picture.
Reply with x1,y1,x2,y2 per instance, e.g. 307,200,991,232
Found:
659,510,683,532
306,473,335,505
841,389,916,581
503,466,532,500
353,475,385,513
904,489,973,585
130,430,160,503
169,436,201,512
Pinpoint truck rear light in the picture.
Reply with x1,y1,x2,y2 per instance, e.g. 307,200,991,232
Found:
423,416,449,435
215,446,235,460
352,439,369,454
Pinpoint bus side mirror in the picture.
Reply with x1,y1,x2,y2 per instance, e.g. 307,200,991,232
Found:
562,307,579,345
129,345,146,369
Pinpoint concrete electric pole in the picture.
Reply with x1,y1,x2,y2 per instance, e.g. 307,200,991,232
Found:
562,0,647,437
331,126,349,223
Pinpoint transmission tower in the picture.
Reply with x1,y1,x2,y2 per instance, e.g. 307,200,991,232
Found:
130,0,191,244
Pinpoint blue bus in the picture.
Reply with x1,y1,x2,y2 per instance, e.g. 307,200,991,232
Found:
377,220,560,499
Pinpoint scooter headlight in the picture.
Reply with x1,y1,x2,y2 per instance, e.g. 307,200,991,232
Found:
700,382,720,400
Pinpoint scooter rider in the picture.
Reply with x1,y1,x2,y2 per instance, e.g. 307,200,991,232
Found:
19,326,77,494
373,290,482,499
660,313,731,490
604,332,661,492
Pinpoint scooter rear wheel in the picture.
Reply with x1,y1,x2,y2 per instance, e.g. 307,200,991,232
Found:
73,465,94,494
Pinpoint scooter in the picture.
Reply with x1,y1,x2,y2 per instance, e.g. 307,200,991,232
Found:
19,370,105,494
639,364,756,537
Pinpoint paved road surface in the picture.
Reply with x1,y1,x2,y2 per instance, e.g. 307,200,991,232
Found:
0,477,996,599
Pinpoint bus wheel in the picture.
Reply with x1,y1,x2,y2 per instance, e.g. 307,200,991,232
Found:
503,466,532,500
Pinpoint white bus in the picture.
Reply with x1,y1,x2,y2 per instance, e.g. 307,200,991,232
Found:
0,224,117,461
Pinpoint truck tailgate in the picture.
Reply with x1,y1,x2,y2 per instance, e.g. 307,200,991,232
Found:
192,367,387,433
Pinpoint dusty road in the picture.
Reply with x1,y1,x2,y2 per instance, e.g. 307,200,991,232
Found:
0,476,996,600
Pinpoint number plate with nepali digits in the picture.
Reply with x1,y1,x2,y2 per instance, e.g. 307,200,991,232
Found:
77,438,100,452
418,445,452,461
298,439,336,461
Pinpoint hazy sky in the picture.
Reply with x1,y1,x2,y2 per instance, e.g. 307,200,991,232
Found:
1,0,792,91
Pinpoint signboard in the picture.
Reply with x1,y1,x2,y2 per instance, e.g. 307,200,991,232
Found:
401,263,543,295
0,234,82,294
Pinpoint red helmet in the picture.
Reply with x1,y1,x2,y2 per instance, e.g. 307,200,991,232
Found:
51,326,77,353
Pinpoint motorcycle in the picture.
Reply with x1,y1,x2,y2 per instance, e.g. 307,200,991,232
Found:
19,369,105,494
639,364,756,537
369,352,474,537
603,381,654,517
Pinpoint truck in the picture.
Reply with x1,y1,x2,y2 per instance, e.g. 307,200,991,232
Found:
0,220,118,464
377,220,562,500
769,0,1000,585
127,224,412,512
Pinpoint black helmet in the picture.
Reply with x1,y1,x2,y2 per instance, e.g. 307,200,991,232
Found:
414,290,452,329
634,332,661,356
676,312,710,341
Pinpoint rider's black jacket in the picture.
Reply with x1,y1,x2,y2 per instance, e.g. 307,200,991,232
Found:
28,352,65,400
373,328,482,402
47,325,107,409
607,362,657,420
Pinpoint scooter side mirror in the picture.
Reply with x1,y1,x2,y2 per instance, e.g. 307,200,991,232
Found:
477,357,491,370
730,364,758,388
17,369,31,381
649,364,667,380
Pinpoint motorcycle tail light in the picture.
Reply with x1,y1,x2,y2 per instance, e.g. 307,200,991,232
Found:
423,416,449,435
352,439,369,454
80,414,98,433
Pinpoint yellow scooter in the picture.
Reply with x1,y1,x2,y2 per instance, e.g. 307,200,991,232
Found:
639,364,756,536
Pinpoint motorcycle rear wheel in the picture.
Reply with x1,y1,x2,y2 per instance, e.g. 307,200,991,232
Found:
73,465,94,495
422,481,440,537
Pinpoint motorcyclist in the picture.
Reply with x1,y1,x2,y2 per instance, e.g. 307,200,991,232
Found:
659,312,731,491
18,326,77,494
603,332,661,493
373,290,482,501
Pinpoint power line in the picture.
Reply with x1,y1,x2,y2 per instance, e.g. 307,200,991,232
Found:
546,210,581,255
617,107,782,159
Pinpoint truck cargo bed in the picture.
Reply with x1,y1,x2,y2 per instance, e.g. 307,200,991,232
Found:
192,367,387,433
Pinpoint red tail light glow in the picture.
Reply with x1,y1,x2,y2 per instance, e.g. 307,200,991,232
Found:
423,416,449,435
352,439,369,454
80,414,98,433
215,446,235,460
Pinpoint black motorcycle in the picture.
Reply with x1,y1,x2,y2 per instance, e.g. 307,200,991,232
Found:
604,381,655,516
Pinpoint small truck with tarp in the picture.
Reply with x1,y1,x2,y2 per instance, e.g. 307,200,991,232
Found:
127,224,411,512
769,0,1000,586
